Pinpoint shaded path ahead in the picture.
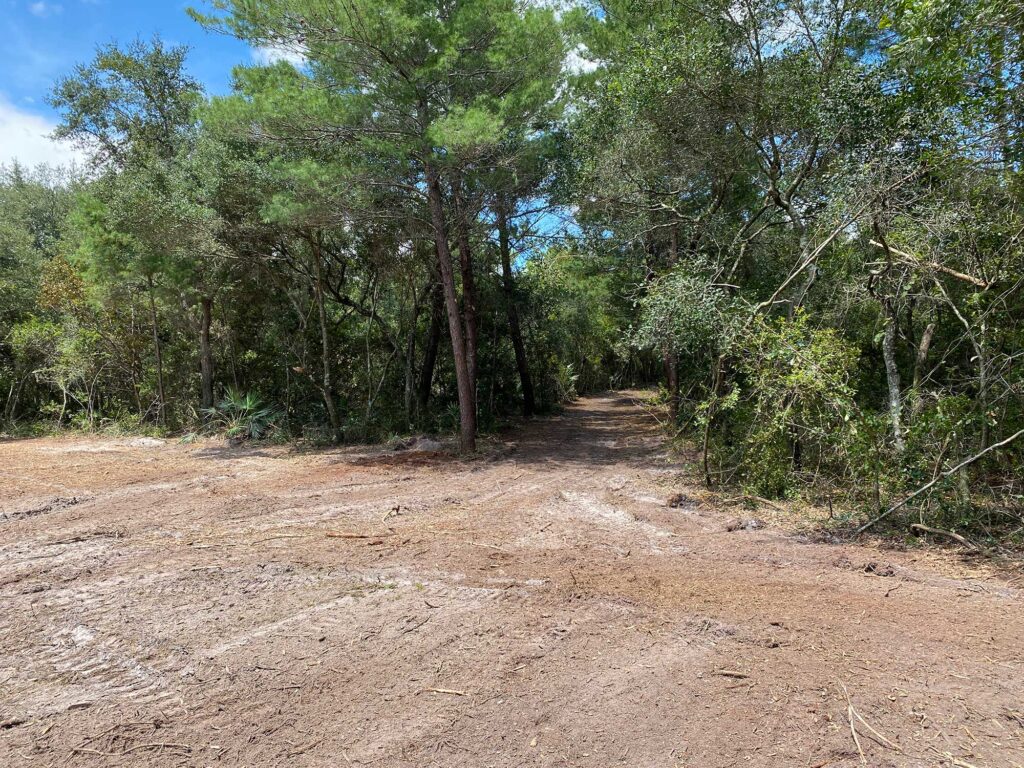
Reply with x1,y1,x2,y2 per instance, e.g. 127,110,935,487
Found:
1,393,1022,766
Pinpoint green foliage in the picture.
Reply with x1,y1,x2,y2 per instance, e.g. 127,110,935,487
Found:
50,37,202,166
732,314,860,497
9,315,104,425
204,388,281,441
632,267,738,358
525,248,631,396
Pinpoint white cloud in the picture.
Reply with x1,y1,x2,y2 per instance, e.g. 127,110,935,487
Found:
0,95,86,169
524,0,577,20
251,44,307,67
29,2,63,18
565,44,599,75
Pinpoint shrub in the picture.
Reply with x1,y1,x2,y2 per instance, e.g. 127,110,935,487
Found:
204,388,281,441
727,313,860,497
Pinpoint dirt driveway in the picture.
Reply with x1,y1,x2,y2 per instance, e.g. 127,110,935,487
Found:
1,393,1022,767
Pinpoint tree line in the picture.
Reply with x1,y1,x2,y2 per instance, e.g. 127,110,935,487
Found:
1,0,1022,537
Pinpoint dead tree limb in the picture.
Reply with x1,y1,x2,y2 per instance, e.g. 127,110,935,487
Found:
867,240,989,288
855,427,1024,534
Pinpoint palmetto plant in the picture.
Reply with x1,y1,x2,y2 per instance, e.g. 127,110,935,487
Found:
204,388,280,441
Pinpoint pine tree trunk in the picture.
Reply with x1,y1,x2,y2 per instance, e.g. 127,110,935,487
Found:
146,274,166,425
425,163,476,452
199,296,215,413
496,200,535,418
4,380,17,424
312,239,342,443
403,288,419,429
453,182,478,415
417,281,443,420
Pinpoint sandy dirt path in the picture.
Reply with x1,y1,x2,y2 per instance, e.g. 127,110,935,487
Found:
1,393,1022,767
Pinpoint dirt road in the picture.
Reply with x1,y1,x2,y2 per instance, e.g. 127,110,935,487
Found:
1,393,1022,767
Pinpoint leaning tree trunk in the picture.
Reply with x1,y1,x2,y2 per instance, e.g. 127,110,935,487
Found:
425,162,476,452
911,318,936,419
199,296,215,413
146,274,166,425
496,201,535,418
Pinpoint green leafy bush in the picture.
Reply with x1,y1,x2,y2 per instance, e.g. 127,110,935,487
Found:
731,314,860,497
632,267,738,358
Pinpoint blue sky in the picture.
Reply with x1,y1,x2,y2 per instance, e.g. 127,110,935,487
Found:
0,0,255,167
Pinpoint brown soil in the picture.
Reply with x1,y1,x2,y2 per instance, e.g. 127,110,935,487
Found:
1,393,1022,767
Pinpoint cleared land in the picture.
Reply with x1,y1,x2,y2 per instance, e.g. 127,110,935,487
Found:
1,393,1022,767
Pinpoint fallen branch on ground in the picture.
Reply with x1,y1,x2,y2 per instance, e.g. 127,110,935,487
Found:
722,495,782,511
929,748,982,768
715,670,749,679
121,743,192,755
839,681,901,761
252,533,311,543
909,524,980,552
847,702,866,764
468,540,511,553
